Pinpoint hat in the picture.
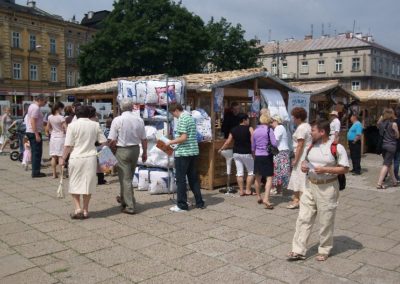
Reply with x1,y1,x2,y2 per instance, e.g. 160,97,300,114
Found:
271,114,282,124
330,111,339,116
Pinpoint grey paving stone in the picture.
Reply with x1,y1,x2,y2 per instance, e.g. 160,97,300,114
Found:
347,213,389,226
91,223,139,240
14,239,67,258
115,232,162,250
141,270,202,284
348,265,400,284
86,245,142,267
348,224,394,237
232,233,281,251
30,255,58,266
168,252,226,277
156,212,197,224
0,267,57,284
96,276,133,284
76,217,119,230
65,236,114,254
387,229,400,241
304,255,364,276
218,247,275,270
218,216,259,230
112,258,172,282
139,221,181,236
206,225,249,242
53,261,117,284
191,209,234,222
0,242,15,258
159,229,208,246
30,219,75,233
1,229,49,246
244,223,291,238
186,238,238,257
305,272,358,283
138,241,193,261
199,264,265,284
0,214,16,225
353,234,398,251
18,212,59,225
0,253,35,278
0,221,31,236
177,219,220,232
48,226,93,242
349,248,400,270
391,243,400,255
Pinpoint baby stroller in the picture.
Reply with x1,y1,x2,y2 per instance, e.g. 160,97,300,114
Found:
8,128,19,150
10,149,23,161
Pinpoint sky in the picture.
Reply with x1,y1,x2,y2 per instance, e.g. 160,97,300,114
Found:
16,0,400,52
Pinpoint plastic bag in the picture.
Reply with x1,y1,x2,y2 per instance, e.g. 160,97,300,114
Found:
98,146,118,172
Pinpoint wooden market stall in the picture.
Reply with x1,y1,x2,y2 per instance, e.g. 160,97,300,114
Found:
59,68,298,190
353,89,400,153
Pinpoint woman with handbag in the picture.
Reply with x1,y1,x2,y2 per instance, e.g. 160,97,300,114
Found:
252,113,277,209
377,108,399,189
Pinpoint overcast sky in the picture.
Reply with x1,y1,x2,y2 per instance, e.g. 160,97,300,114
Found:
17,0,400,52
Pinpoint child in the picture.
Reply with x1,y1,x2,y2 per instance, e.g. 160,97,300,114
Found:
21,137,31,171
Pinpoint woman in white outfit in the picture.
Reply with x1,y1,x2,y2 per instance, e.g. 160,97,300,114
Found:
46,102,66,178
219,113,254,197
287,107,312,209
60,106,107,219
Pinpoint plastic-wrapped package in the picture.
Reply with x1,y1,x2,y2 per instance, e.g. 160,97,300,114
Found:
145,126,158,141
132,167,139,188
191,109,212,142
137,168,150,191
148,169,176,195
145,144,174,168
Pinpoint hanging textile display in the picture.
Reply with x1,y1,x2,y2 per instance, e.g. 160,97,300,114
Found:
260,89,290,122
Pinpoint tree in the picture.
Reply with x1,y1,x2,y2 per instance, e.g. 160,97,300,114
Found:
79,0,209,84
205,17,262,72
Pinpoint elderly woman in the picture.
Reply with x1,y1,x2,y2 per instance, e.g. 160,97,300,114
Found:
219,113,254,196
0,107,13,153
60,106,107,219
271,115,291,195
252,113,277,209
377,108,399,189
287,107,312,209
46,102,66,178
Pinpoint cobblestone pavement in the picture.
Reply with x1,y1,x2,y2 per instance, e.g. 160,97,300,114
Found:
0,146,400,283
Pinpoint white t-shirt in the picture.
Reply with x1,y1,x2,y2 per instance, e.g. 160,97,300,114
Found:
274,125,290,151
307,140,349,180
330,118,341,138
108,111,146,147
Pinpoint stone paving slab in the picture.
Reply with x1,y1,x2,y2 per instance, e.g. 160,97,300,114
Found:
1,150,400,283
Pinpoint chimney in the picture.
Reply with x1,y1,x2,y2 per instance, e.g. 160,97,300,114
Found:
27,1,36,8
88,11,94,20
304,35,313,40
345,32,352,39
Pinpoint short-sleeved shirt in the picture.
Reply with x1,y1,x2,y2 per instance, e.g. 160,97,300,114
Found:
307,141,350,181
274,124,290,151
230,125,252,154
48,115,66,138
330,118,341,137
292,123,312,160
65,118,107,159
108,111,146,147
252,125,277,156
175,113,199,157
1,114,12,135
347,121,363,141
25,103,44,133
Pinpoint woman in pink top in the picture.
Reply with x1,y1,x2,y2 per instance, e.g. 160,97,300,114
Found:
46,102,66,178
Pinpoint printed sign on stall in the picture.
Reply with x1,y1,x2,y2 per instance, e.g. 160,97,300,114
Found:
288,92,311,122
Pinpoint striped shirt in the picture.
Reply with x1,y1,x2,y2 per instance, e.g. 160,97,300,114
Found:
175,113,199,157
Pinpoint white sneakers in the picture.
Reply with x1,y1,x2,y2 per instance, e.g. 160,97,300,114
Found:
169,205,186,212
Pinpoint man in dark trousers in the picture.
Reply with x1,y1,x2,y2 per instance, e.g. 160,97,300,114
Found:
221,102,241,138
347,114,363,175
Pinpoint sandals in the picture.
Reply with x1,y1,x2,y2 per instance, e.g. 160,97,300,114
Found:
263,202,274,210
286,203,300,209
70,210,83,220
287,252,306,261
257,199,263,204
83,210,90,219
316,254,329,261
376,184,386,190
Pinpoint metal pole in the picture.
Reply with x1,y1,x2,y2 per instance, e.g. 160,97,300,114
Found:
28,49,31,98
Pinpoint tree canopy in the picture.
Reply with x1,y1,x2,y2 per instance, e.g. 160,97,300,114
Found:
78,0,261,85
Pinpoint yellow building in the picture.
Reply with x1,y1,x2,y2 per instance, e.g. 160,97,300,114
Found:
0,0,98,116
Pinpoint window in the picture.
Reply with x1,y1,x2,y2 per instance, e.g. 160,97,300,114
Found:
372,58,377,72
379,59,383,73
76,71,80,86
392,63,396,75
352,58,360,71
66,42,73,58
76,44,80,56
50,66,57,82
271,62,277,75
335,59,342,72
282,62,288,74
397,64,400,76
67,71,73,86
351,81,361,91
301,61,308,74
50,38,56,54
317,60,325,73
12,32,21,48
13,63,21,79
29,34,37,50
30,64,38,81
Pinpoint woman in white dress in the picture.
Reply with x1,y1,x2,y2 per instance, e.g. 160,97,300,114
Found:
60,106,107,219
287,107,312,209
46,102,66,178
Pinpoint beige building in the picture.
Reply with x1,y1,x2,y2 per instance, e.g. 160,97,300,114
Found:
260,33,400,91
0,0,98,116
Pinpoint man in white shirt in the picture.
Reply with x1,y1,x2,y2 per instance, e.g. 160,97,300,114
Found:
108,99,147,214
288,119,349,262
329,111,341,143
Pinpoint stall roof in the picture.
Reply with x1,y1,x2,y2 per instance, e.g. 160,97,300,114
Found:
353,89,400,102
289,80,357,99
59,68,299,95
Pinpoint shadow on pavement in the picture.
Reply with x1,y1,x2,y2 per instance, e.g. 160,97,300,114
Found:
306,235,363,257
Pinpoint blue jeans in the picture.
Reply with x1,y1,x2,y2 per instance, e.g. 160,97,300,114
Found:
394,151,400,180
175,155,204,210
17,133,25,154
26,133,43,176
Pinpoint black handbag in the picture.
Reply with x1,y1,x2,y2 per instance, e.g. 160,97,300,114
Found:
267,127,279,156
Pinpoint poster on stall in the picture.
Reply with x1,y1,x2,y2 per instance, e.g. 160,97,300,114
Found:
288,92,310,122
92,103,112,123
213,88,224,113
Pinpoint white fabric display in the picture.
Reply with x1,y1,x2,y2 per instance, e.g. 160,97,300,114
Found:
145,144,174,168
260,89,290,122
145,126,158,141
220,149,234,175
132,167,139,188
137,168,150,191
138,141,156,165
191,109,212,142
148,169,176,195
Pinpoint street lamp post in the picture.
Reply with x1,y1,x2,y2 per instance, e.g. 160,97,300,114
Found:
27,44,42,99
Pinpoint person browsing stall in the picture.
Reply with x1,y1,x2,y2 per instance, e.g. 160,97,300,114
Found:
347,114,363,175
329,111,341,143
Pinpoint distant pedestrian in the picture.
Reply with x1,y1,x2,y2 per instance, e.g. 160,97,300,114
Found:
0,107,13,153
394,106,400,181
329,111,341,143
376,108,399,189
21,137,31,171
347,114,363,175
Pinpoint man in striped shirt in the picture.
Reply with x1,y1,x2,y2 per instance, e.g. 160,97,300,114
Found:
166,103,205,212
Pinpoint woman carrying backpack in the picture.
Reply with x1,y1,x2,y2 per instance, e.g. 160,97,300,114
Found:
377,108,399,189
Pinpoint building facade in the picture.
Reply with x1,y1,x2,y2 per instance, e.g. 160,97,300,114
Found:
0,0,98,116
260,33,400,91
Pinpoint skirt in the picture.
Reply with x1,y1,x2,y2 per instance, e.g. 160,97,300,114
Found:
254,155,274,177
68,156,97,195
273,150,291,188
49,136,65,157
288,162,307,192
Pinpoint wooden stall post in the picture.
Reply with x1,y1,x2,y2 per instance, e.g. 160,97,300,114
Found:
361,106,366,154
209,91,216,190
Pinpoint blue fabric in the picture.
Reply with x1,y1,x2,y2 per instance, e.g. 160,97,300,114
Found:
347,121,363,141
